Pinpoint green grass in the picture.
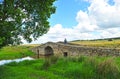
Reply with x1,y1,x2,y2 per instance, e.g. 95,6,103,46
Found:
0,40,120,79
0,56,120,79
0,46,35,60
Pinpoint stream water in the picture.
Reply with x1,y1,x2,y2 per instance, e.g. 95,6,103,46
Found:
0,56,34,66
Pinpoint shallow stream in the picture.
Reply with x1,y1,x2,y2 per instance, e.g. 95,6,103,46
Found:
0,56,34,66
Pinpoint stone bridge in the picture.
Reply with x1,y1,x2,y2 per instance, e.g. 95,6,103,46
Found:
31,42,120,57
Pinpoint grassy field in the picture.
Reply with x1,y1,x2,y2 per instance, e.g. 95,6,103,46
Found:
0,45,35,60
0,56,120,79
71,39,120,48
0,40,120,79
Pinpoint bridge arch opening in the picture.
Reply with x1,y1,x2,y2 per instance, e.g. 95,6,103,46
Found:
63,52,68,57
44,46,54,56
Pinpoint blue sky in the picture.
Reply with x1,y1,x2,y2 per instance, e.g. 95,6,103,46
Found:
49,0,115,27
49,0,90,27
29,0,120,44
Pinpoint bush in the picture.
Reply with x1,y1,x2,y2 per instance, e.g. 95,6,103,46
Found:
108,39,113,41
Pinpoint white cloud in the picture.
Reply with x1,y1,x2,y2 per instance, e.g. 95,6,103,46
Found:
99,27,120,38
74,0,120,38
87,0,120,28
76,0,120,30
30,24,99,44
29,0,120,44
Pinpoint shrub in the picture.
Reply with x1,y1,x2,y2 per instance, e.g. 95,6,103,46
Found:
108,39,113,41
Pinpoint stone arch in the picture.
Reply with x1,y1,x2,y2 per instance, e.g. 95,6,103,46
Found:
44,46,54,56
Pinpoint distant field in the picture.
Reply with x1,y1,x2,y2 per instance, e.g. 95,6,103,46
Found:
21,44,40,47
71,39,120,48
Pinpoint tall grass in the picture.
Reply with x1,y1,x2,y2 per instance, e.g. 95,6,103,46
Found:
41,56,59,70
0,56,120,79
96,58,120,79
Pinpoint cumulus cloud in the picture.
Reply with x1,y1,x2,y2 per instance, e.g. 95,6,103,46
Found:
73,0,120,32
85,0,120,28
74,0,120,38
30,24,100,44
75,10,99,32
29,0,120,44
98,27,120,38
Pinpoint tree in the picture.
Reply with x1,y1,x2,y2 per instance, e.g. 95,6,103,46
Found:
0,0,56,47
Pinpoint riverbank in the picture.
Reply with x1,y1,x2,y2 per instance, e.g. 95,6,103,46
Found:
0,56,120,79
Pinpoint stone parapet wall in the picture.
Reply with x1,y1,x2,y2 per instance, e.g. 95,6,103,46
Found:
31,42,120,57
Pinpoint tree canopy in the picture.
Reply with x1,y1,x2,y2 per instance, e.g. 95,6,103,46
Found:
0,0,56,47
